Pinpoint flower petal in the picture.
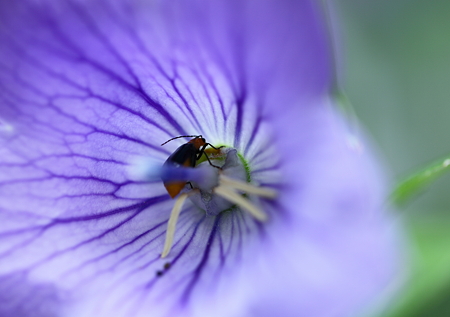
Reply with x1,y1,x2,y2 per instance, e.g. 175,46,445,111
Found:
0,1,399,317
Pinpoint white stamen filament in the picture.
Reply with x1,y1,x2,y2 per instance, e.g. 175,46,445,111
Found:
219,175,277,198
214,185,268,221
161,192,192,258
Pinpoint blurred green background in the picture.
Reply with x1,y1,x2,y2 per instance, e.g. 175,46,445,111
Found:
335,0,450,316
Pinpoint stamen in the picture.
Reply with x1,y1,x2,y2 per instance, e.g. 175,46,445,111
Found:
160,148,278,257
214,185,268,221
161,191,196,258
219,175,277,198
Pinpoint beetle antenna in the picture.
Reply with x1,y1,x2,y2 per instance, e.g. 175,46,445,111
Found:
161,135,202,146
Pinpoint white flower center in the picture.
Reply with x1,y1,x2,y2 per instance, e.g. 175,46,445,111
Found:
161,149,277,258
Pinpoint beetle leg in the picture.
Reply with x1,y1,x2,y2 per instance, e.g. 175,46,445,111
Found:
196,143,208,160
204,153,222,169
197,145,221,169
205,143,224,151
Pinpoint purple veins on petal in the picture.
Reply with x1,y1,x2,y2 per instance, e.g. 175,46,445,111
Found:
0,1,400,317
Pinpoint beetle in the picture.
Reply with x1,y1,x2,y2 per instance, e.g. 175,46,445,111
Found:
161,135,223,198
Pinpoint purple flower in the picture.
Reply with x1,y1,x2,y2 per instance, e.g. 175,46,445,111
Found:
0,1,399,317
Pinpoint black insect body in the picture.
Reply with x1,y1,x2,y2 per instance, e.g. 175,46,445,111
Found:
161,135,223,198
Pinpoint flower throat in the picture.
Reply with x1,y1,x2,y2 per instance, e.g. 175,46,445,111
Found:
160,136,276,258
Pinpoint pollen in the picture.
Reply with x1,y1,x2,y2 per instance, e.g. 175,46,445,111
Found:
160,149,277,258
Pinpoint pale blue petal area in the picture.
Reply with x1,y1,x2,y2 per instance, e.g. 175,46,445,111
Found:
3,0,331,152
147,0,333,153
0,273,62,317
241,100,400,317
0,0,330,164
